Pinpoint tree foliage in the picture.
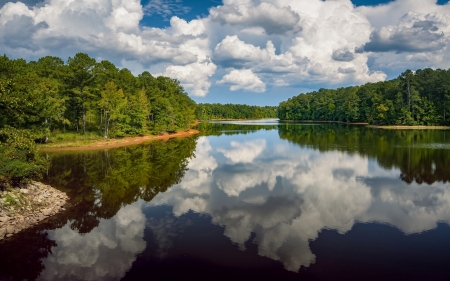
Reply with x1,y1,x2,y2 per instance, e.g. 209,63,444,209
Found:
196,103,277,120
0,126,47,188
0,53,197,137
278,68,450,126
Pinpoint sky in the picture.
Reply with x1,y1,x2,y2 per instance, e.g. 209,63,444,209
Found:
1,0,450,105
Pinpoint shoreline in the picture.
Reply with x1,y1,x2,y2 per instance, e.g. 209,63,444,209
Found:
207,118,278,121
40,129,200,151
281,120,369,125
367,125,450,130
0,182,69,241
280,120,450,129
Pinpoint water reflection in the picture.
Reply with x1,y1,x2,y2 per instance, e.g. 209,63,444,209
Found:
44,137,197,234
40,201,146,281
149,130,450,272
278,124,450,185
1,124,450,280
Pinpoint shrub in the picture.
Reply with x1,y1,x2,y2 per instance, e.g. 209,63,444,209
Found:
0,126,48,188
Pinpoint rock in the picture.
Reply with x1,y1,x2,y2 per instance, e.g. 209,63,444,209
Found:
0,216,9,223
0,228,6,238
19,189,28,194
6,226,16,234
41,209,52,216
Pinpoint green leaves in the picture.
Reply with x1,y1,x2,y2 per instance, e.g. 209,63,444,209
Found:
0,127,48,187
279,68,450,126
196,103,277,120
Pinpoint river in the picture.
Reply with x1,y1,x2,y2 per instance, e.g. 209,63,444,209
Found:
1,120,450,281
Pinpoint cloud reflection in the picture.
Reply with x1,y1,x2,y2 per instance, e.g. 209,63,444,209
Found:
39,201,146,281
149,136,450,272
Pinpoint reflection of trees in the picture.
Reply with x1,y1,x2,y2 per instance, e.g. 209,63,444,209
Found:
0,137,197,280
44,137,197,234
198,122,278,136
278,124,450,184
0,228,56,280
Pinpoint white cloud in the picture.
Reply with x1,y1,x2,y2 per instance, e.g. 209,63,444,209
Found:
361,12,448,53
1,0,450,96
210,1,301,35
218,69,266,92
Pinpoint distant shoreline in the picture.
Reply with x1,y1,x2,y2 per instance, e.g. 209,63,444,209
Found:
280,120,450,129
367,125,450,130
206,118,278,121
280,120,368,125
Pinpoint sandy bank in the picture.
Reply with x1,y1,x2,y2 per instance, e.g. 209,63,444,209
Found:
41,129,200,151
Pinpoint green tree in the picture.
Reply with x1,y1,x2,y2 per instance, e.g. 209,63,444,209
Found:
67,53,97,133
99,82,127,138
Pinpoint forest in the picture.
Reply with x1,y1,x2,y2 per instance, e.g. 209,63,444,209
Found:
278,68,450,126
0,53,197,187
196,103,277,120
0,53,197,138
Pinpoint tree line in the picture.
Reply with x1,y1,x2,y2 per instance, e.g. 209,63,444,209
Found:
196,103,277,120
278,68,450,126
0,53,197,138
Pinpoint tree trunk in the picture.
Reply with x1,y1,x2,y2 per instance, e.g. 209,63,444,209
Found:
104,114,109,139
81,87,86,134
407,79,411,112
72,93,77,132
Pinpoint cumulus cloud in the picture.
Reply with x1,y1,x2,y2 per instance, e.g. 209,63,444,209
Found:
218,69,266,92
332,48,355,62
2,0,450,96
361,16,446,53
210,1,301,35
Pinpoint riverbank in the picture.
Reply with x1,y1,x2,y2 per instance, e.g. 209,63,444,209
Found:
367,125,450,130
281,120,368,125
0,181,69,241
40,129,200,151
281,120,450,129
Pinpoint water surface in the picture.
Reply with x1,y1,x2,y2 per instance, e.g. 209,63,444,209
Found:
1,121,450,281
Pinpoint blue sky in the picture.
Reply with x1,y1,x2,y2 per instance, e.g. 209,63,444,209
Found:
1,0,450,105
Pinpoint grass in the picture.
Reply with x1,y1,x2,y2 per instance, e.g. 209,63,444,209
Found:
39,131,105,148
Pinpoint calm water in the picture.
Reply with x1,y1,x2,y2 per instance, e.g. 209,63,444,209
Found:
1,121,450,281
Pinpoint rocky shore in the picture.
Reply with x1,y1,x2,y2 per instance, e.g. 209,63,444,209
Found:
0,182,69,240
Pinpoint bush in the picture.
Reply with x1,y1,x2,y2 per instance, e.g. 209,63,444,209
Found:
0,126,48,188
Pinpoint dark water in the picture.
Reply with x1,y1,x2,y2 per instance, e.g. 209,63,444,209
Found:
1,120,450,281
